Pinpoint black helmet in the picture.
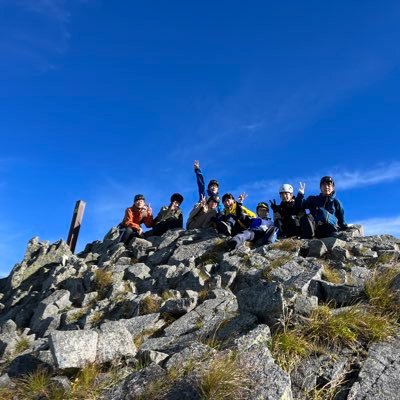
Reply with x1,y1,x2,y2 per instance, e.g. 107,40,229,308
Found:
207,195,220,204
170,193,184,204
208,179,219,188
256,202,269,212
320,176,335,186
134,194,145,202
222,193,234,203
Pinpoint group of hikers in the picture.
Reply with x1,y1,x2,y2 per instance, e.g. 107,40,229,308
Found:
118,160,349,250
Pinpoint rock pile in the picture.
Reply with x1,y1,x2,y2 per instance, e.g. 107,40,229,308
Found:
0,225,399,399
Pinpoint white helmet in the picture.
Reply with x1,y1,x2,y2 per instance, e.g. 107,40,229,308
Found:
279,184,293,194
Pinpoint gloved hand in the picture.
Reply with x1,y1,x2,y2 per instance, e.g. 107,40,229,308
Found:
298,182,305,195
269,199,279,213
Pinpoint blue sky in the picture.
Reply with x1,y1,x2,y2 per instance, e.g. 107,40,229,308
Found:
1,0,400,276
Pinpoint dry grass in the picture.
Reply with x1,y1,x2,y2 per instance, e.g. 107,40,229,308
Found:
197,352,252,400
15,369,61,400
93,269,113,297
139,295,162,315
14,336,31,355
89,310,104,327
270,239,301,252
364,267,400,319
321,265,343,284
66,308,87,324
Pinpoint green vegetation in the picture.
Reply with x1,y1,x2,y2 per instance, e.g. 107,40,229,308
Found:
269,330,313,372
66,308,87,324
364,267,400,319
302,305,395,348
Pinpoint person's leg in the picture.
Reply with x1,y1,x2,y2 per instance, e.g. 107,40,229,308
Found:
227,229,254,250
300,214,315,239
262,226,278,244
119,227,134,244
315,223,338,238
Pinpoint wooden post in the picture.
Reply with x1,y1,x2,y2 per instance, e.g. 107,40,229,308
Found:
67,200,86,253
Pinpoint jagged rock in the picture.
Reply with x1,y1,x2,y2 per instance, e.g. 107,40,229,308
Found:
164,342,216,370
30,290,72,337
138,349,169,365
308,239,328,257
163,293,237,337
125,263,151,281
50,376,72,393
101,313,165,338
237,282,284,326
160,297,197,317
9,238,72,289
0,373,14,389
168,238,219,266
235,325,293,400
309,279,363,306
347,337,400,400
214,312,258,344
49,330,98,369
321,237,347,251
268,258,322,299
127,237,153,260
96,323,136,364
7,353,53,378
0,320,19,358
293,294,319,316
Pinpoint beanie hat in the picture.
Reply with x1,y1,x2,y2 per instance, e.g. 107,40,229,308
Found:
320,176,335,186
134,194,145,202
208,179,219,188
170,193,184,204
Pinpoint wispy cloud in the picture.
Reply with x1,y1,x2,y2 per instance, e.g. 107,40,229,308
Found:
0,0,86,72
353,215,400,237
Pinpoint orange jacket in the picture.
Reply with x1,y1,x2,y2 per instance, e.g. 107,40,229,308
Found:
122,205,153,231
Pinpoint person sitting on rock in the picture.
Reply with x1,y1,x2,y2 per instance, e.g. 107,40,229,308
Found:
186,194,220,230
118,194,153,244
149,193,184,236
217,193,256,236
299,176,348,238
269,183,312,239
227,202,278,250
193,160,223,213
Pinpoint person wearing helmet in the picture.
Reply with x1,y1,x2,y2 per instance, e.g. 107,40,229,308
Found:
186,194,220,230
226,202,278,250
149,193,184,236
217,193,256,236
269,183,307,239
118,194,153,244
193,160,223,214
300,176,348,238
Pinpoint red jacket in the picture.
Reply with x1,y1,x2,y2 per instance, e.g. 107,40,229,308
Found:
122,205,153,231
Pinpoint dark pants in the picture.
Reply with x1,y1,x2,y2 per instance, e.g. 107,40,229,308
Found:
118,227,140,244
151,219,181,236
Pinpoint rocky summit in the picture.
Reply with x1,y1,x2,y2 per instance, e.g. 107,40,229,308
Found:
0,225,400,399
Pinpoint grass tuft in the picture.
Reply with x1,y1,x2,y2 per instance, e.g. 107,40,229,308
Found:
270,239,301,252
321,265,343,284
16,369,53,399
364,268,400,319
93,269,113,298
14,336,31,355
269,330,313,372
197,352,251,400
139,295,162,315
302,305,395,348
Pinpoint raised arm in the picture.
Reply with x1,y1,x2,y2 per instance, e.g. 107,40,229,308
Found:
194,160,206,201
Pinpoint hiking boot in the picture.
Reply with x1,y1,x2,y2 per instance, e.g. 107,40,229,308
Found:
226,239,237,251
218,221,232,236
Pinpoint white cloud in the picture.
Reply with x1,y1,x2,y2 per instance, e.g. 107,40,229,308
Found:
352,216,400,237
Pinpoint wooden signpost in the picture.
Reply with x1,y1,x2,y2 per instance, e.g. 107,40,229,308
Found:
67,200,86,253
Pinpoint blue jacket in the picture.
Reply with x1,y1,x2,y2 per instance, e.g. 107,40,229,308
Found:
194,167,223,214
300,192,346,229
